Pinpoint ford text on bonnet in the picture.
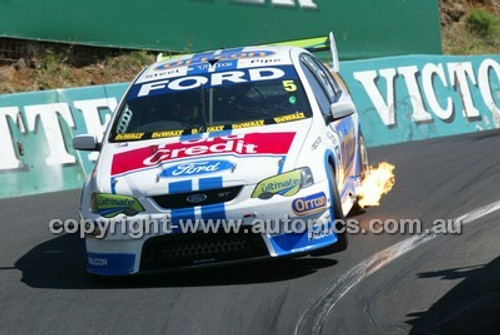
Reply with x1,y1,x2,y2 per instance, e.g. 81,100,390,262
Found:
73,34,369,275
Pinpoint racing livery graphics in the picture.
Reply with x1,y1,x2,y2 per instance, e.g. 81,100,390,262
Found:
111,132,296,176
160,160,235,178
292,192,327,216
73,35,369,275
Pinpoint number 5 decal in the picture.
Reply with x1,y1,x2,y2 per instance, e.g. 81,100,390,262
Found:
283,80,297,92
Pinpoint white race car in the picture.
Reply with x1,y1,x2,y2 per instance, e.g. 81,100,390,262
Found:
73,34,369,275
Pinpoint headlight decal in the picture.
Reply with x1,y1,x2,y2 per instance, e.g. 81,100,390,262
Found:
91,193,145,218
252,170,303,199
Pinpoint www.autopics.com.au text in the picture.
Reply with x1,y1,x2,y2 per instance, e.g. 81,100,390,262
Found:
48,216,462,240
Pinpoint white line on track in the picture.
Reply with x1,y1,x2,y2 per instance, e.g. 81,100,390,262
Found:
294,200,500,335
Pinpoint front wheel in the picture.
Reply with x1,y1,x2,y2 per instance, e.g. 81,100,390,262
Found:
310,164,348,256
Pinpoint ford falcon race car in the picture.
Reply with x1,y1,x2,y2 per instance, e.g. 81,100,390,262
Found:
73,34,369,275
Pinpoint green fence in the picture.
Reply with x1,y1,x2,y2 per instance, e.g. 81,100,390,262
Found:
0,0,441,59
1,54,499,199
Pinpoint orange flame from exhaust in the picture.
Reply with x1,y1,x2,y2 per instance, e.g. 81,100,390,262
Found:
358,162,395,208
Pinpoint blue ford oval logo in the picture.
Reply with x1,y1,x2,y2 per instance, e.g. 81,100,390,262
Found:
186,193,208,204
160,160,235,178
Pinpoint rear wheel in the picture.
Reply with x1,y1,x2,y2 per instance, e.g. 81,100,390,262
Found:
353,133,369,211
359,134,369,178
310,164,348,256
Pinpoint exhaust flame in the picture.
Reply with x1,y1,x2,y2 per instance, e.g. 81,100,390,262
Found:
358,162,395,208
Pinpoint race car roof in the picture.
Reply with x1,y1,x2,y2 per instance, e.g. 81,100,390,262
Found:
135,46,297,84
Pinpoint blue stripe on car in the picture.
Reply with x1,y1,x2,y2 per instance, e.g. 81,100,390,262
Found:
199,177,226,221
169,180,195,225
270,231,335,255
277,155,286,174
179,133,204,141
208,130,232,138
110,177,116,194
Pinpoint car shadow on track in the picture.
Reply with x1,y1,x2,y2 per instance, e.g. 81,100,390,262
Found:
15,234,337,289
406,256,500,334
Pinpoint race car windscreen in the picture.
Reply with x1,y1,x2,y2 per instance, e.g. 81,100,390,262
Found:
110,65,311,141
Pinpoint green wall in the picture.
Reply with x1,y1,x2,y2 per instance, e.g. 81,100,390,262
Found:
0,0,441,59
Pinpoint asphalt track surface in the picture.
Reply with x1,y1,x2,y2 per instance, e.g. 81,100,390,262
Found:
1,129,500,335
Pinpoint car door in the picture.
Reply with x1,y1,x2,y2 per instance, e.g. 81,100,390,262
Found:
300,54,356,188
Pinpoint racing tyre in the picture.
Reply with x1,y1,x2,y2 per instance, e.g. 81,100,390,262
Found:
310,164,348,256
353,133,369,211
359,133,369,179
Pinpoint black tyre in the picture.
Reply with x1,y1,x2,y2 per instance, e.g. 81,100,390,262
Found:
352,133,369,211
358,133,369,179
310,164,348,256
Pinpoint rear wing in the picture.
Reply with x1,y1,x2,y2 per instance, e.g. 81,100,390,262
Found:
156,32,340,72
269,32,340,72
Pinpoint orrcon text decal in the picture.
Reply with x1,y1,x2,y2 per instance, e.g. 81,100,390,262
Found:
0,55,498,198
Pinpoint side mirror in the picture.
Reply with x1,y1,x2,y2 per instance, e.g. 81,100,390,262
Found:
330,101,356,120
73,134,100,151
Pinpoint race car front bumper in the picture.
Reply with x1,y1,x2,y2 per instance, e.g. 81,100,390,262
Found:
83,179,339,275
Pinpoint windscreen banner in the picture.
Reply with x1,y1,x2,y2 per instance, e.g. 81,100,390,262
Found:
0,54,499,198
